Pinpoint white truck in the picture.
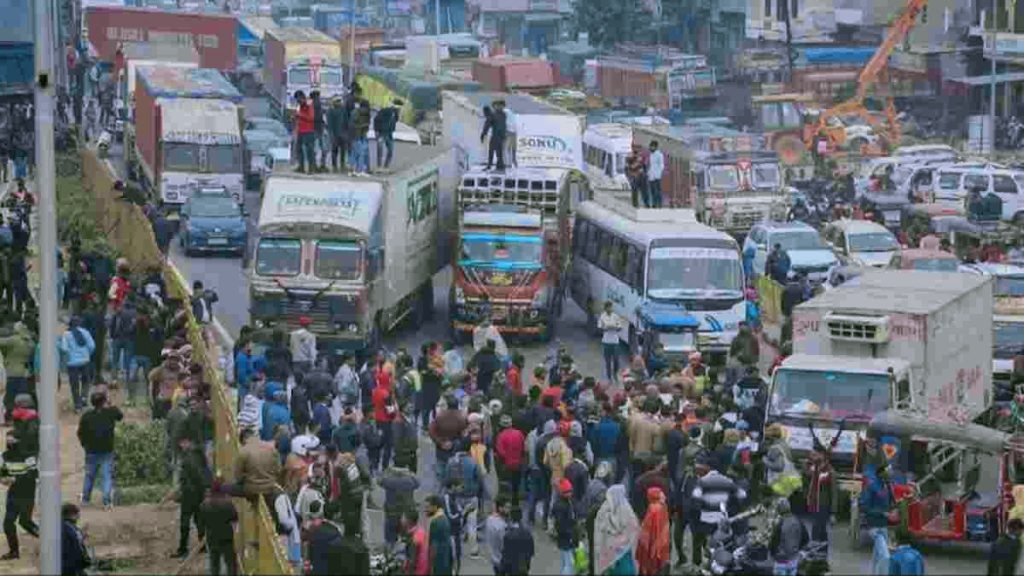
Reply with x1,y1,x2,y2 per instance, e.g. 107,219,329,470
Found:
768,270,994,496
442,91,584,176
248,143,457,355
263,27,345,121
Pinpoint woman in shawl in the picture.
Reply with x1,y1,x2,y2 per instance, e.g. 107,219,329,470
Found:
636,487,670,575
594,484,639,575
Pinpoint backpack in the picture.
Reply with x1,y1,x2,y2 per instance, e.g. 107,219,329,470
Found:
335,453,365,501
447,453,480,498
111,309,135,339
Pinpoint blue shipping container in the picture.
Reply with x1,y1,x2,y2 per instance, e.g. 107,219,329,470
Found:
802,47,876,65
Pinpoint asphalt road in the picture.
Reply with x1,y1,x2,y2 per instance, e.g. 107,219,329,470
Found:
104,96,991,575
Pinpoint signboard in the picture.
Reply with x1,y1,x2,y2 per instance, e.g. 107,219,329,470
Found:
515,114,583,170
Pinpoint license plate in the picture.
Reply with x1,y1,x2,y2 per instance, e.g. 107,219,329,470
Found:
208,238,228,246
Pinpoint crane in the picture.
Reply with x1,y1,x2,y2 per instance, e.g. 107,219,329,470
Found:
803,0,928,157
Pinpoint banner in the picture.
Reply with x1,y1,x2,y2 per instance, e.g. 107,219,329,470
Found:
515,114,583,170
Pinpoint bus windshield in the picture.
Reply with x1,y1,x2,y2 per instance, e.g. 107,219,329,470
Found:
772,368,889,420
256,238,301,276
459,233,543,268
647,246,743,297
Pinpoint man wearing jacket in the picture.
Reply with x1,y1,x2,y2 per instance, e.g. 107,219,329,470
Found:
374,99,400,170
326,96,349,172
61,503,91,575
310,91,327,171
1,394,39,560
174,435,211,558
293,90,316,173
480,99,508,171
349,100,372,175
77,390,123,508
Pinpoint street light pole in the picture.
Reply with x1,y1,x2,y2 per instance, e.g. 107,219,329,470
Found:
34,0,62,572
991,0,998,157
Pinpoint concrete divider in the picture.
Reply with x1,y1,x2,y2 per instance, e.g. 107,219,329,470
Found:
79,147,292,575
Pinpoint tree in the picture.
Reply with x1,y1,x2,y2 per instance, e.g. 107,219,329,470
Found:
573,0,643,48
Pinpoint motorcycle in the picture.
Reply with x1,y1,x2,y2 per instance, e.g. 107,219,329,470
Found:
701,504,772,575
370,545,405,576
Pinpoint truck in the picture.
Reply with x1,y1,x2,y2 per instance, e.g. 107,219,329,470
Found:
471,57,557,93
450,165,584,342
768,270,994,504
248,142,457,356
442,91,584,174
632,124,789,235
263,27,345,120
130,66,245,206
85,6,238,70
234,16,278,96
118,50,200,145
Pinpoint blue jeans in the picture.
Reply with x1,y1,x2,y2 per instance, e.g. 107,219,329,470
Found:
83,451,114,506
602,342,619,382
351,137,369,172
559,548,574,575
67,364,90,410
111,338,134,380
871,527,890,575
130,356,153,400
649,179,663,207
376,133,394,168
297,132,315,171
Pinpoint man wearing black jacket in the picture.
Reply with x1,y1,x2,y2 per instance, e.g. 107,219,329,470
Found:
174,436,211,558
500,507,534,576
326,96,349,173
61,503,91,576
77,390,123,508
480,100,508,171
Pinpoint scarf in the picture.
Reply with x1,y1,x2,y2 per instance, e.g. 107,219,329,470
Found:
594,484,639,575
637,487,670,575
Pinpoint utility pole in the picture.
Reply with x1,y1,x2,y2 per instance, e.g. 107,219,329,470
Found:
782,0,795,78
34,0,61,572
435,0,442,35
990,0,998,158
348,0,356,76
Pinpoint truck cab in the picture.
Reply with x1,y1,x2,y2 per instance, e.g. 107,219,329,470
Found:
692,151,789,235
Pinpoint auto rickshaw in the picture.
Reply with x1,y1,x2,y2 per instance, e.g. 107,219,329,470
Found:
854,410,1024,546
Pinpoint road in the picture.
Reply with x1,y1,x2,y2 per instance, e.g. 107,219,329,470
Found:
106,96,990,575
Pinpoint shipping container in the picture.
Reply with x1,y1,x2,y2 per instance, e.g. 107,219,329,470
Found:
85,6,238,70
472,57,556,93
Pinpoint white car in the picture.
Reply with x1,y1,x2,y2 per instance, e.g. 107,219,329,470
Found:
745,221,838,284
822,219,900,268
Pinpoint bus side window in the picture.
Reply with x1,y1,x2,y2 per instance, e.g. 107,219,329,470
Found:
610,237,627,280
595,229,612,269
626,244,643,292
573,220,589,255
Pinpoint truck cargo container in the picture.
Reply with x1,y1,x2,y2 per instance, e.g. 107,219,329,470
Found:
450,166,581,341
472,57,557,93
442,91,583,173
131,67,245,206
120,57,200,146
263,27,345,118
85,6,238,70
406,34,481,74
768,270,994,500
248,143,457,354
596,52,716,109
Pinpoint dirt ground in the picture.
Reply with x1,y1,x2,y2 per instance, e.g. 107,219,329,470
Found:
5,383,205,575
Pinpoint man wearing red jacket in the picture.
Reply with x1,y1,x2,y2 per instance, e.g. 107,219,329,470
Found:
371,372,396,471
494,414,525,500
293,90,316,173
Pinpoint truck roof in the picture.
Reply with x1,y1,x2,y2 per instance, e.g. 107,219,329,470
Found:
781,353,911,374
796,269,992,315
137,67,243,102
445,91,575,116
265,26,335,43
158,98,242,144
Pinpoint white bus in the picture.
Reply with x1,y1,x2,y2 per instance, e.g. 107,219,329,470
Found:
583,123,632,190
568,198,746,362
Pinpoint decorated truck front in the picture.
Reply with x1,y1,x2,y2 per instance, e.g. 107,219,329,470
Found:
694,151,789,235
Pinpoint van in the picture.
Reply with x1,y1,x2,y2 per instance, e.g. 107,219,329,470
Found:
933,166,1024,221
821,219,900,268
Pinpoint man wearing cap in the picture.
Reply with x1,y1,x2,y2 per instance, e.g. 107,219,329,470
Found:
149,350,184,420
293,90,316,173
551,477,577,575
289,316,317,379
494,414,525,499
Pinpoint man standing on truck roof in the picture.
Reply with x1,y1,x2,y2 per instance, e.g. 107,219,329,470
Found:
647,141,665,208
294,90,316,174
327,96,349,173
374,99,401,171
481,99,508,171
311,91,327,173
350,100,372,176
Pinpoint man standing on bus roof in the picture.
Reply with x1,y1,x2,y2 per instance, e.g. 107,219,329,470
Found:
598,301,623,384
481,99,508,171
648,141,665,208
626,144,649,208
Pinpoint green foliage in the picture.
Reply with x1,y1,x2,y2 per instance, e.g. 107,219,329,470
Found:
55,156,115,257
116,483,173,506
114,421,169,488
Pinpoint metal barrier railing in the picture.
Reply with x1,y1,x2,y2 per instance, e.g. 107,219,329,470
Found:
80,148,292,575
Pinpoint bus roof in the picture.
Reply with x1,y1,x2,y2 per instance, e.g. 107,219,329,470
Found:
577,198,736,247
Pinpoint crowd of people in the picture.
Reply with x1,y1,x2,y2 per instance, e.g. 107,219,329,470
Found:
291,83,402,176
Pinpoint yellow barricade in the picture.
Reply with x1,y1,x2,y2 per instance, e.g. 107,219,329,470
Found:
79,148,292,576
755,275,784,325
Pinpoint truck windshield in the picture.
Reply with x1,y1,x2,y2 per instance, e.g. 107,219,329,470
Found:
256,238,301,276
208,145,242,172
751,163,780,189
707,165,739,191
772,368,890,419
288,67,312,85
315,240,362,280
647,247,743,297
995,321,1024,359
460,233,543,267
996,276,1024,297
164,143,201,171
320,67,343,86
849,232,898,252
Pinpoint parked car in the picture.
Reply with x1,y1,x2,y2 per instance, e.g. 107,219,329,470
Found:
178,189,248,256
822,218,900,268
244,129,291,189
744,221,837,284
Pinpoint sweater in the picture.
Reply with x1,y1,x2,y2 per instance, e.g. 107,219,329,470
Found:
77,406,123,454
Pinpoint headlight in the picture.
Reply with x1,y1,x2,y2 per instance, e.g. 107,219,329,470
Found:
254,319,264,328
454,286,465,305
